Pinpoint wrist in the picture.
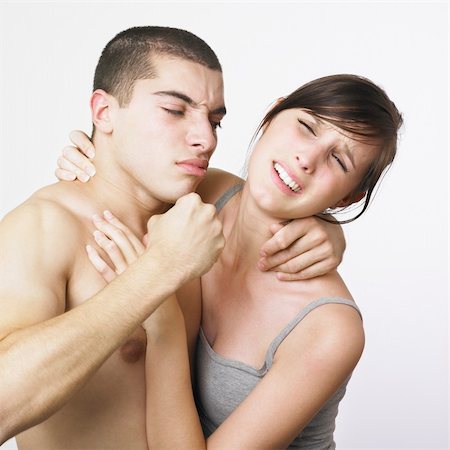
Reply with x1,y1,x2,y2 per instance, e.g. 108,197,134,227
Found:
143,296,185,344
108,253,184,319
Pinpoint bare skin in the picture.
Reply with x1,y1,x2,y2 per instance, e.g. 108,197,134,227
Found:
82,168,364,450
0,184,224,450
143,108,371,449
2,53,345,449
79,120,367,449
0,56,226,449
57,132,346,281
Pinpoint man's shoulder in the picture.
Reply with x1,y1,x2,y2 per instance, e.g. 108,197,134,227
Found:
0,183,90,266
2,182,82,234
196,168,244,204
0,183,85,335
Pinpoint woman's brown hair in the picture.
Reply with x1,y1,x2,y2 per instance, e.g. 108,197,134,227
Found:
256,74,403,223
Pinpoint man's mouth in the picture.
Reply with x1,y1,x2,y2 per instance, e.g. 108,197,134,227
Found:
177,158,209,176
273,162,302,193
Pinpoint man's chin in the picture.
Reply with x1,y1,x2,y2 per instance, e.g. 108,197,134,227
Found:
163,186,199,204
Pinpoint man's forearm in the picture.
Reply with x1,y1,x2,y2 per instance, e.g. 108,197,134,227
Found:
0,255,181,443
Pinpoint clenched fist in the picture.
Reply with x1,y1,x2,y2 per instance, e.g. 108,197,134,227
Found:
145,193,225,284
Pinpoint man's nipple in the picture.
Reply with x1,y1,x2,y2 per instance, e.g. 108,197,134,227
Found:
119,337,146,364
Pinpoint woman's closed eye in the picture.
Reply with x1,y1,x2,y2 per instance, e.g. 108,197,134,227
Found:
298,119,316,136
332,153,348,172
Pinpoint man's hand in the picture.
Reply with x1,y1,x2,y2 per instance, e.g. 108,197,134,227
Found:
258,217,346,281
146,193,225,284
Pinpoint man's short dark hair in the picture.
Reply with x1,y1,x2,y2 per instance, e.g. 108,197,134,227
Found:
93,26,222,106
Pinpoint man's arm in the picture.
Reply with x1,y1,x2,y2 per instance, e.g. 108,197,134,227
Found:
54,132,346,279
0,193,223,443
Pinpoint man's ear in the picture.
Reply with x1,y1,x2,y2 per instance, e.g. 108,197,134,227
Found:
333,191,366,208
90,89,116,134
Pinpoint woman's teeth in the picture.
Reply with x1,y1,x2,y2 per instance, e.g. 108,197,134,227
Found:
274,163,301,193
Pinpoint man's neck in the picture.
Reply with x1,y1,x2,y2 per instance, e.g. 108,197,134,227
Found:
77,138,172,238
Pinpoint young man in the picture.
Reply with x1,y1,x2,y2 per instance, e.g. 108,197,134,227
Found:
0,27,343,449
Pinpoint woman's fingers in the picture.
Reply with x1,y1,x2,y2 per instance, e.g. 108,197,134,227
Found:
92,213,143,264
92,230,129,274
85,244,117,283
57,151,91,182
61,145,96,179
69,130,96,159
88,211,145,279
55,168,76,181
275,259,334,281
102,210,145,255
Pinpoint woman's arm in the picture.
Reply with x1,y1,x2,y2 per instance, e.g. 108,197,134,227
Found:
55,131,346,281
84,212,204,447
143,295,205,449
88,212,364,449
145,301,364,450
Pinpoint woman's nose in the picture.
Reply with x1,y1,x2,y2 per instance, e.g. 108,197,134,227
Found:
296,144,320,174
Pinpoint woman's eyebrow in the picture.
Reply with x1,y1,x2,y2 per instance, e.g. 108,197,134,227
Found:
153,90,226,116
307,113,356,169
341,142,356,170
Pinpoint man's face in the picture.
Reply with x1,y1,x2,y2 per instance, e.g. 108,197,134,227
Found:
111,56,226,204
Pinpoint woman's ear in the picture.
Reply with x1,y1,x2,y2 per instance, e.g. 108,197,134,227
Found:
333,191,366,208
90,89,116,134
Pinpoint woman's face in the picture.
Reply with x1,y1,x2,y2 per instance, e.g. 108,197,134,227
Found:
247,108,379,220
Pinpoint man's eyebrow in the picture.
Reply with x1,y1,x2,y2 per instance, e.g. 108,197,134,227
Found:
153,90,226,116
154,90,195,105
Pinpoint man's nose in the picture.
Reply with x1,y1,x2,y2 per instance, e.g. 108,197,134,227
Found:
186,118,217,156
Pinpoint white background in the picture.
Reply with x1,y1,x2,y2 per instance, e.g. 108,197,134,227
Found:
0,1,448,449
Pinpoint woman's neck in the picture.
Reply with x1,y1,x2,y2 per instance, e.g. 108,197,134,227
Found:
221,184,286,274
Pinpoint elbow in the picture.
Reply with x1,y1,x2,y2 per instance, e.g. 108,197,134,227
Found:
0,406,15,446
0,381,38,444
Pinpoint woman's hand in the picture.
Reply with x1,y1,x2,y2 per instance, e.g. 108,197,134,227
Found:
58,131,345,282
86,210,183,334
258,217,346,281
86,210,145,283
55,130,96,182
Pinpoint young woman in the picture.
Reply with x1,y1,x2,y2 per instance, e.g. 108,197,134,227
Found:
56,74,402,449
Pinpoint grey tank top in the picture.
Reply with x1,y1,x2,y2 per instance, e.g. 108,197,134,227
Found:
195,185,362,449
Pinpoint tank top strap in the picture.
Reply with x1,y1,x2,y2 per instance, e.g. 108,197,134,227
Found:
214,184,244,213
265,297,362,368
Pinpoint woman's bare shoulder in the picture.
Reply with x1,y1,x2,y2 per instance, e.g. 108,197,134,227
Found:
281,271,364,349
196,168,244,204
